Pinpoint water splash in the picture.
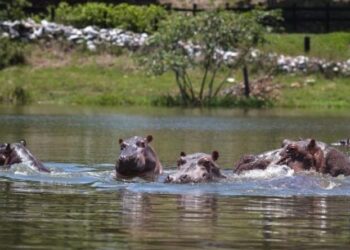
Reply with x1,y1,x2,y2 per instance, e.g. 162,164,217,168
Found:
0,162,349,197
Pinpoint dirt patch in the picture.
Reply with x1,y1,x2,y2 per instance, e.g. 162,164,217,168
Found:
27,41,121,69
221,76,281,101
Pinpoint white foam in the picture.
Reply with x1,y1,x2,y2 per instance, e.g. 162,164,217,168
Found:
323,181,337,190
238,164,294,179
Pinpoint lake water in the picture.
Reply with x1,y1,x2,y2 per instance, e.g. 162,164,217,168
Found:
1,105,350,249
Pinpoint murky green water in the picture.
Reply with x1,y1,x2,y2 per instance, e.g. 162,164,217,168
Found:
1,105,350,249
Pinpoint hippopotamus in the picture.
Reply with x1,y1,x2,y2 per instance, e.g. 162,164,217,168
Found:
331,138,350,147
116,135,162,181
0,140,50,173
234,138,350,177
164,151,226,183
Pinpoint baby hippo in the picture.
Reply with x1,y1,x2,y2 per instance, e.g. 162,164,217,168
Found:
0,140,50,173
164,151,225,183
116,135,162,181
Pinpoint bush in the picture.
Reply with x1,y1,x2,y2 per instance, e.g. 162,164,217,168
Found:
54,2,167,33
0,37,26,70
111,4,167,33
55,2,111,28
0,0,31,20
139,10,271,106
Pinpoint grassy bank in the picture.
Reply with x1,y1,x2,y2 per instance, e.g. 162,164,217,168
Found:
0,32,349,108
264,32,350,61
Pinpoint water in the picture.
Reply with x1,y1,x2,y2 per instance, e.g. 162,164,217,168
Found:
1,105,350,249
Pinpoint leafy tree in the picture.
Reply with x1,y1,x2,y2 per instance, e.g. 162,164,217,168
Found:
0,37,26,70
140,11,273,106
0,0,31,20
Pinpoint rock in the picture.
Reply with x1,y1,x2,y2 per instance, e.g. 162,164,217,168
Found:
0,18,349,77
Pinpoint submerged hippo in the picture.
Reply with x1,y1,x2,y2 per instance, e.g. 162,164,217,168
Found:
234,138,350,177
331,138,350,147
0,140,50,173
164,151,225,183
116,135,162,181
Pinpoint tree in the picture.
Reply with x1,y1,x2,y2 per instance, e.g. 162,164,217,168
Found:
139,10,270,106
0,0,31,21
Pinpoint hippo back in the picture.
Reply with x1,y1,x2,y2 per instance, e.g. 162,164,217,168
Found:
0,142,50,173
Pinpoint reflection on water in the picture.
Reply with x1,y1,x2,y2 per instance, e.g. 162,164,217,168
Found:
0,105,349,167
1,187,350,249
1,105,350,249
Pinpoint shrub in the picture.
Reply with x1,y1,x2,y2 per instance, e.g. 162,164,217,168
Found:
139,10,272,106
0,37,26,70
54,2,167,33
0,0,31,20
55,2,112,28
111,4,167,33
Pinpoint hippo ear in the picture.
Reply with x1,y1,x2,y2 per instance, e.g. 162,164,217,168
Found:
146,135,153,143
180,151,186,157
20,139,26,147
119,139,123,145
308,139,316,149
5,143,11,153
212,151,219,161
282,139,291,148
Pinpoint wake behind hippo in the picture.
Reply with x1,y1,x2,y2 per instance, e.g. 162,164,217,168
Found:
0,140,50,173
234,138,350,177
116,135,162,181
165,151,225,183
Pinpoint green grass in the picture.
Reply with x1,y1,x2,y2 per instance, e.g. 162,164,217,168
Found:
0,34,349,108
0,63,176,106
263,32,350,61
274,74,350,108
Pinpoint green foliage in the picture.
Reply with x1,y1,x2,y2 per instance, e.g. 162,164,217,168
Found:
263,32,350,61
54,2,167,33
0,84,31,105
140,10,272,106
0,0,31,20
0,37,26,70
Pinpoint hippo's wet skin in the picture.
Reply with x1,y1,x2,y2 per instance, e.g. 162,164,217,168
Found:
0,140,50,173
165,151,225,183
234,138,350,177
116,135,162,181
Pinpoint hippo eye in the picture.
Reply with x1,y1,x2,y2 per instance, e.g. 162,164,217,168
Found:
199,158,211,167
136,141,145,148
120,143,127,150
177,159,186,167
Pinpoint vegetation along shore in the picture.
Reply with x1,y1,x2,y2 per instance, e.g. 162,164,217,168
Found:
0,1,349,108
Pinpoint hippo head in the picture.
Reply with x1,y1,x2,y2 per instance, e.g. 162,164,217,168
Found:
0,140,26,166
116,135,161,179
0,143,11,165
279,139,318,171
165,151,225,183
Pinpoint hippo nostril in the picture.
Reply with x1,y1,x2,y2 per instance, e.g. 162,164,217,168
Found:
202,173,209,179
180,174,188,181
165,176,173,183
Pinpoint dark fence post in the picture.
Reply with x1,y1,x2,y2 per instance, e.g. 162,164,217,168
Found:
225,3,230,10
304,36,310,53
292,3,297,32
325,3,330,32
165,3,172,12
243,66,250,98
50,7,55,21
192,3,197,16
